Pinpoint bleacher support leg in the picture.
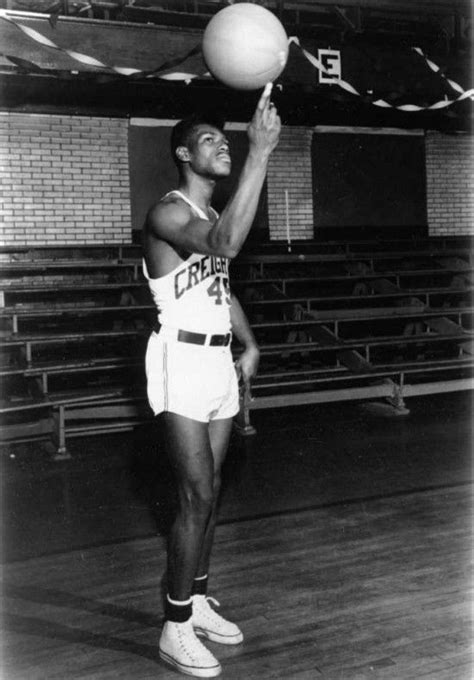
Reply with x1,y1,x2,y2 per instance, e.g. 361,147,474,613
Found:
361,379,411,417
233,396,257,436
385,379,410,415
52,405,72,460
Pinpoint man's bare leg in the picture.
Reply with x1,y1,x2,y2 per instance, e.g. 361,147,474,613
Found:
195,417,233,579
158,412,223,677
191,417,244,646
162,411,217,601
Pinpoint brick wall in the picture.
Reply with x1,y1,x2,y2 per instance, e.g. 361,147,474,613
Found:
425,132,474,236
0,113,131,245
1,112,471,246
267,126,314,241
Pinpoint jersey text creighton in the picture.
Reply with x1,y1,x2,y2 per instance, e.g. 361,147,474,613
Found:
143,191,231,335
174,254,229,300
144,252,231,335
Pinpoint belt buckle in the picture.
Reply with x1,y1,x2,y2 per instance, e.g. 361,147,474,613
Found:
210,333,231,347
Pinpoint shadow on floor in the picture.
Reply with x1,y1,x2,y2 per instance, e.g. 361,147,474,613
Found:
1,392,472,562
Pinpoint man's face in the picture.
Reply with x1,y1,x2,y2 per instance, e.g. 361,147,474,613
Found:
184,125,232,179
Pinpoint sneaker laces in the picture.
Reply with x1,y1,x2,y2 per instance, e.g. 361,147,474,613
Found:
195,596,230,627
204,596,220,609
176,621,217,662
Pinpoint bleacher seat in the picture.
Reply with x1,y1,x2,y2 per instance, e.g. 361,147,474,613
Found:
0,237,473,457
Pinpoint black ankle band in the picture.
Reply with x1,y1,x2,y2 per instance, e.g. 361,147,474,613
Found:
165,597,192,623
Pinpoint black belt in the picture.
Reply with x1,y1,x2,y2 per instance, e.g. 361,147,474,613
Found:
153,323,231,347
178,329,231,347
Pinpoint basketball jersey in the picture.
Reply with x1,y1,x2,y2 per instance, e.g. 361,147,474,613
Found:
143,190,232,335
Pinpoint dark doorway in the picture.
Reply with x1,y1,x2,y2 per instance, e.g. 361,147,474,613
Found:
311,130,427,241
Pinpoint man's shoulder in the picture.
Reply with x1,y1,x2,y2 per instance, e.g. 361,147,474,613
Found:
159,191,184,207
154,191,191,213
146,193,192,231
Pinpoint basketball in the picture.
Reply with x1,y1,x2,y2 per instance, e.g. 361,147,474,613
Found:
202,3,289,90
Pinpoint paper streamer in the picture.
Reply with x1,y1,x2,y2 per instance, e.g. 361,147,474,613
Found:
413,46,474,101
1,10,473,109
288,37,474,111
0,10,207,81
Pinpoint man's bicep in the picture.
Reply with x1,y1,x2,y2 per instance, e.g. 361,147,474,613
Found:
146,202,187,239
147,202,211,253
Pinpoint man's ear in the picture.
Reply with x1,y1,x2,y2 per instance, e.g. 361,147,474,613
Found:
175,146,191,162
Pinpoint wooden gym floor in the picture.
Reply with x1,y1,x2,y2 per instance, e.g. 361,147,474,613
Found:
1,392,473,679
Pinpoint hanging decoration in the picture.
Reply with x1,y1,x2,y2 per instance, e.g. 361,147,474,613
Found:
289,37,474,111
1,10,473,111
412,46,474,105
0,11,207,81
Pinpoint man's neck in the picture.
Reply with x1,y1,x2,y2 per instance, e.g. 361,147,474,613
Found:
179,175,215,212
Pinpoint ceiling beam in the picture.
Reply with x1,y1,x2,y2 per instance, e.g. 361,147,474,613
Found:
279,0,470,14
332,5,362,32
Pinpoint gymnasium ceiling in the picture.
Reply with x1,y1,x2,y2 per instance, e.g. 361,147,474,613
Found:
1,0,471,48
0,0,472,129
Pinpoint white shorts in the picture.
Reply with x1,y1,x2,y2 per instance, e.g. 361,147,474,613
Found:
145,329,240,423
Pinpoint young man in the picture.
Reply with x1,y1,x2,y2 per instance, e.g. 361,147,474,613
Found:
143,83,280,677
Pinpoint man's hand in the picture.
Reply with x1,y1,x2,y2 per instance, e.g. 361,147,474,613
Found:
235,345,260,398
247,82,281,157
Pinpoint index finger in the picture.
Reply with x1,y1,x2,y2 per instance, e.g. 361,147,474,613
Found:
257,82,273,111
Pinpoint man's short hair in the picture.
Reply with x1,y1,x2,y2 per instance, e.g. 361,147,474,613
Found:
170,112,226,167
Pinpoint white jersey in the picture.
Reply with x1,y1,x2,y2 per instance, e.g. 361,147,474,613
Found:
143,190,232,335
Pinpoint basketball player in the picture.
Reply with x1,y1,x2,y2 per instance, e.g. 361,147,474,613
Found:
143,83,280,677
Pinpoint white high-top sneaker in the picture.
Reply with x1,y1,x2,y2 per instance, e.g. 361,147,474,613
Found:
192,595,244,645
159,619,222,677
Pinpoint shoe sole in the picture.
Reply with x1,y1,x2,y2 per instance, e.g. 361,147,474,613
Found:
159,649,222,678
194,627,244,646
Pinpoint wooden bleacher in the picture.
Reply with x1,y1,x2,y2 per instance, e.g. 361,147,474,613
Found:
0,236,472,457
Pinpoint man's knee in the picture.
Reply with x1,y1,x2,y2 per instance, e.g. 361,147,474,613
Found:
182,482,214,519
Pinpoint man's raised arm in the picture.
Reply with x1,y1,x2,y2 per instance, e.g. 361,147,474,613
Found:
146,83,280,258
